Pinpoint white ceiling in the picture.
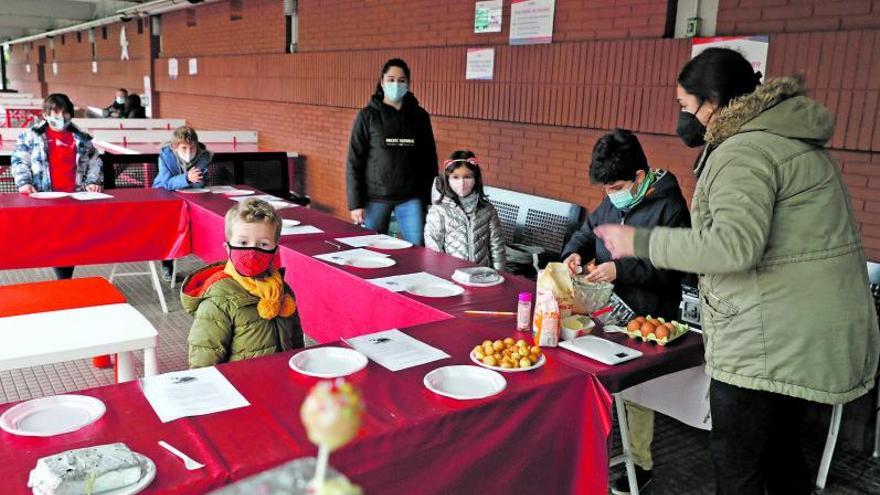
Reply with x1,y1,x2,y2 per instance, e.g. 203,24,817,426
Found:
0,0,151,41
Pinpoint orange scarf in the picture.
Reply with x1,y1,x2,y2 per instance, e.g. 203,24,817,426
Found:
224,261,296,320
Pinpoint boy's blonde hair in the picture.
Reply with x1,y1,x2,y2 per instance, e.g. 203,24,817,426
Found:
171,126,199,147
224,199,282,242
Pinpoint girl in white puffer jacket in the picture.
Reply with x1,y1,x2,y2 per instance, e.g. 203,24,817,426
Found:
424,151,506,271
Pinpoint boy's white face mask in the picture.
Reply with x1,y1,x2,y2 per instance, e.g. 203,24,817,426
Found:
116,96,126,105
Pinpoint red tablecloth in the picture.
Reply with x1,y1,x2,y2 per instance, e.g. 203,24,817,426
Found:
194,319,613,494
0,382,228,494
0,189,190,269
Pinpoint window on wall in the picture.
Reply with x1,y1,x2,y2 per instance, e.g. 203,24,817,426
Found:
102,26,108,40
60,34,65,45
230,0,243,21
187,8,197,27
137,19,144,34
76,32,82,43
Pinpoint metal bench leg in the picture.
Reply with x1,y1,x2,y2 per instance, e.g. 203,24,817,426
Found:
816,403,843,490
613,393,640,495
108,263,118,284
170,259,178,289
143,346,159,377
116,351,136,383
148,261,169,313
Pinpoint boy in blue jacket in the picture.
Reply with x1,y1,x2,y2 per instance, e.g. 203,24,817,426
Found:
153,126,213,280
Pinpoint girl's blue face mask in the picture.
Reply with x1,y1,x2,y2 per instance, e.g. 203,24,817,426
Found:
383,82,408,102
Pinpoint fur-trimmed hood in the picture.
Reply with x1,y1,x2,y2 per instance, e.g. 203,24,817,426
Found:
705,76,835,147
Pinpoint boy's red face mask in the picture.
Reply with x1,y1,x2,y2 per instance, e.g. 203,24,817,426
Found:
227,245,277,277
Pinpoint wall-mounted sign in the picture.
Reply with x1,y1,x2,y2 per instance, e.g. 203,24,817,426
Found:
692,36,769,81
120,25,130,61
510,0,555,45
475,0,503,33
168,58,179,80
466,48,495,80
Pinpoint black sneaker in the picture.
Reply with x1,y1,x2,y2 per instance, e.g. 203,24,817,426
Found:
161,265,174,282
611,466,652,495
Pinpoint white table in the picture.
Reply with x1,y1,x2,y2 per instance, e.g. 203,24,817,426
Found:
0,303,159,382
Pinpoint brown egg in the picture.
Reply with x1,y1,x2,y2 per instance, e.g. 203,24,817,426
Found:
475,350,486,360
635,316,646,324
530,345,542,355
482,340,493,347
483,356,497,366
627,320,642,332
493,340,505,351
503,337,515,346
640,322,656,337
519,357,532,368
528,353,539,363
654,327,669,340
516,339,528,347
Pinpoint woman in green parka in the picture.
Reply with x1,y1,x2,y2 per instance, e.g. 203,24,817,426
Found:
595,48,879,494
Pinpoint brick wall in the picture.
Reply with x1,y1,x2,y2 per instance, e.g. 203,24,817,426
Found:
5,0,880,258
716,0,880,35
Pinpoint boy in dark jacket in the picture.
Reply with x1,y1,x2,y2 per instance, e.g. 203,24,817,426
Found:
181,198,304,368
561,129,691,494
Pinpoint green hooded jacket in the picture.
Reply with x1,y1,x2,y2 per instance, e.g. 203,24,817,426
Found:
181,262,305,369
634,77,879,404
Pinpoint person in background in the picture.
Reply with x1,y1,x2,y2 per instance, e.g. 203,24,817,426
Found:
346,58,438,245
122,94,146,119
561,129,690,494
594,48,879,495
181,198,304,368
11,93,103,280
104,88,128,118
153,126,213,281
425,150,506,271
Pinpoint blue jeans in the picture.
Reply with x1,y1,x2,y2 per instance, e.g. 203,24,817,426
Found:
364,198,424,246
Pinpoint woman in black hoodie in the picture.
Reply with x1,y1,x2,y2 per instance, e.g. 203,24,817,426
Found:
345,58,438,245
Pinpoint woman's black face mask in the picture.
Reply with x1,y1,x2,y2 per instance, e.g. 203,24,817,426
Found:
676,102,707,148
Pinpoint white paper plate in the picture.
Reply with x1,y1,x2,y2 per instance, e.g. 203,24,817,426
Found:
289,347,369,378
222,189,255,196
29,191,69,199
345,257,396,269
369,238,412,250
406,283,464,298
451,273,505,287
423,365,506,400
104,453,156,495
282,219,302,227
469,352,546,373
176,188,209,194
0,395,106,437
269,200,294,209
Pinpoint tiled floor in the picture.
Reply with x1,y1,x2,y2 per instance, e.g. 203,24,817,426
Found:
1,261,878,493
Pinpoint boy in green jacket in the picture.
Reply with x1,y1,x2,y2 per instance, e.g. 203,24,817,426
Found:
181,198,304,368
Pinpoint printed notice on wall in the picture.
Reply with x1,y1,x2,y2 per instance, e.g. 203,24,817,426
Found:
692,36,769,82
188,58,198,76
510,0,555,45
466,48,495,80
475,0,503,33
168,58,179,80
91,61,98,74
51,62,58,76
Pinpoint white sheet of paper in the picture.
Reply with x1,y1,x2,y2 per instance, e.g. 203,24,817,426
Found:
70,191,113,201
281,225,323,236
335,234,400,248
140,366,250,423
313,248,389,265
367,272,454,292
344,329,450,372
231,194,282,202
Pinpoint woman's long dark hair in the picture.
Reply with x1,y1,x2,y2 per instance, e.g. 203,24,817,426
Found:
374,58,411,97
437,150,487,207
677,48,760,108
